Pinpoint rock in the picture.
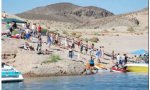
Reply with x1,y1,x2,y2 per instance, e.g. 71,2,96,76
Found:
30,60,85,77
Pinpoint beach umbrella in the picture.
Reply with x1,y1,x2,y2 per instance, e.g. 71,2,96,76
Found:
2,18,27,23
131,49,148,55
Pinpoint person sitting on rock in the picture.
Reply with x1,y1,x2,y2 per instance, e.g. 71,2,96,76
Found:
22,42,30,50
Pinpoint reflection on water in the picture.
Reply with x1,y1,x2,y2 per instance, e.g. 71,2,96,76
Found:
2,72,148,90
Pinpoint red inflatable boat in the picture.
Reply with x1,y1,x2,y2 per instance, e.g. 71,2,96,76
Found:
111,66,127,72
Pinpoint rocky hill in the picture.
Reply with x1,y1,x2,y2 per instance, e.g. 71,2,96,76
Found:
75,7,148,32
15,3,148,32
16,3,114,23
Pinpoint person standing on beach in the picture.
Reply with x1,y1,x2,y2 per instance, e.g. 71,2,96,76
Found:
22,23,26,29
111,51,115,63
99,46,102,62
26,23,30,29
64,36,68,48
89,56,95,71
37,24,42,34
31,23,37,37
25,28,31,41
77,39,81,48
51,33,54,45
95,49,100,63
101,46,104,59
85,41,88,54
55,33,59,46
37,37,42,54
121,54,125,65
69,48,74,60
71,38,75,50
80,42,84,53
116,53,120,64
47,33,51,48
12,22,17,29
124,54,128,65
90,43,94,56
133,55,137,62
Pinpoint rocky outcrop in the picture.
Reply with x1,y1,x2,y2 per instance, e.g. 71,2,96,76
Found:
16,3,114,23
24,60,85,77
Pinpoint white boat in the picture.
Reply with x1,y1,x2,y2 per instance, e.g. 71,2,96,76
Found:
2,63,24,82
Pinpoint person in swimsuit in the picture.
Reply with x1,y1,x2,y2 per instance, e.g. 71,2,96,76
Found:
89,56,95,70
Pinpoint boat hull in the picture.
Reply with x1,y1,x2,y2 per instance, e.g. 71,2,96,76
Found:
2,75,24,83
111,67,127,73
125,64,148,73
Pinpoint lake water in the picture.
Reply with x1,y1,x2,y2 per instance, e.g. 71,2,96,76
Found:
2,72,148,90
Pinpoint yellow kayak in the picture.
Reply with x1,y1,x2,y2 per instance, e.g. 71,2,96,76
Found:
95,63,106,69
125,63,148,73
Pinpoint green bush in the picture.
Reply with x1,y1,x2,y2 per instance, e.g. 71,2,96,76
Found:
71,32,82,38
94,32,100,36
103,29,109,33
41,28,47,33
112,28,115,31
84,38,89,42
127,27,135,32
89,37,99,43
62,30,69,36
75,33,82,38
42,54,61,64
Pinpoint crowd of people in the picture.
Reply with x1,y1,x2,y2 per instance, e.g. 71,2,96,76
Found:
2,18,148,72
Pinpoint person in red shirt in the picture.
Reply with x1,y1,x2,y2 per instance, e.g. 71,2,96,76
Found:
37,24,42,34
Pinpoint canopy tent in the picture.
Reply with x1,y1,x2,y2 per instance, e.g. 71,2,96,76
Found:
131,49,148,55
2,18,27,23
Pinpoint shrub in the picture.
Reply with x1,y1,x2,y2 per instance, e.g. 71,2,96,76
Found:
72,32,82,38
89,37,99,43
62,30,69,36
42,54,61,64
94,32,100,36
84,38,88,42
112,28,115,31
71,32,76,36
94,26,99,29
103,29,109,33
127,27,135,32
75,33,82,38
41,28,47,33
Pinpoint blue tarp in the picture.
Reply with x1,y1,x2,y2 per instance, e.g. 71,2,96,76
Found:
131,49,148,55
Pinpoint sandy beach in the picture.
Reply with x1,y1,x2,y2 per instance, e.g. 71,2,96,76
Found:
1,2,148,77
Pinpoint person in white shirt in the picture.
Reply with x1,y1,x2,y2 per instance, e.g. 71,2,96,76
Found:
22,23,26,29
116,53,120,64
32,23,37,37
25,29,31,41
121,54,125,65
64,37,68,48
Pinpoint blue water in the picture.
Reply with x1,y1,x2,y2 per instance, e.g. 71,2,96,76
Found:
2,72,148,90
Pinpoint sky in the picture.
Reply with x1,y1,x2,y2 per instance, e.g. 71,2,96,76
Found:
2,0,148,14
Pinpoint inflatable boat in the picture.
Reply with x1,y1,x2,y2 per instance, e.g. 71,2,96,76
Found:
111,66,127,73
